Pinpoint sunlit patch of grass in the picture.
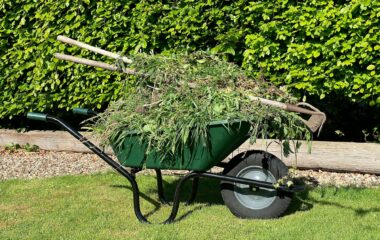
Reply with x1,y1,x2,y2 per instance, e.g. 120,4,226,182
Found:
0,172,379,240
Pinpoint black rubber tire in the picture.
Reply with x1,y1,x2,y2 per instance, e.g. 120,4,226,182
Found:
220,151,293,219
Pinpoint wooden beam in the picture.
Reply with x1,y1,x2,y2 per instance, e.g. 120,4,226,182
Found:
0,130,113,154
232,140,380,175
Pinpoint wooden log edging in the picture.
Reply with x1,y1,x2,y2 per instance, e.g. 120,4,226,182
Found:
234,140,380,175
0,130,113,154
0,130,379,175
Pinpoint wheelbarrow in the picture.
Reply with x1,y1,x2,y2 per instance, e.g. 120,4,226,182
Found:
26,36,326,224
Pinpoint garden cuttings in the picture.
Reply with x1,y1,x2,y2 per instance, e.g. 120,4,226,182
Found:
88,52,312,166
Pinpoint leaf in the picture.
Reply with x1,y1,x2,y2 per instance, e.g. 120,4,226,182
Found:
367,65,375,70
210,45,222,54
65,12,76,21
224,47,236,56
19,17,26,26
312,51,320,58
213,104,225,113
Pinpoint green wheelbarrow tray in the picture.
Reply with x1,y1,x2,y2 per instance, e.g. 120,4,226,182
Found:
111,120,251,171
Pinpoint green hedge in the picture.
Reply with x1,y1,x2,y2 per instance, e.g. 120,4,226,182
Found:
242,0,380,105
0,0,379,119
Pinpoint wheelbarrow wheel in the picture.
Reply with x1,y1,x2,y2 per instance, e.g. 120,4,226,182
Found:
220,151,292,219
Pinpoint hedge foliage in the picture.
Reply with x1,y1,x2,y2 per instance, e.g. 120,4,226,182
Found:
0,0,379,119
242,0,380,105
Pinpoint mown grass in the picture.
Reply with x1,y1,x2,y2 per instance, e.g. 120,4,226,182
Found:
0,172,379,240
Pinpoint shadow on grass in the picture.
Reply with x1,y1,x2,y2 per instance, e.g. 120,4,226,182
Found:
312,197,380,217
110,177,224,221
284,175,318,216
110,184,162,218
307,186,380,217
110,175,317,221
109,173,379,221
285,188,314,216
285,180,380,218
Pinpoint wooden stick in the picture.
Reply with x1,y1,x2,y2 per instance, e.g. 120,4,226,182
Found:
248,96,287,109
54,53,138,75
247,95,326,133
54,54,323,118
57,35,133,64
247,95,324,115
55,36,323,115
55,36,318,114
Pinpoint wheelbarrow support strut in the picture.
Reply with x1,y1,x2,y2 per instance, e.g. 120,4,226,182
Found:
27,112,302,224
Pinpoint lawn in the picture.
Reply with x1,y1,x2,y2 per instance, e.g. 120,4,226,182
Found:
0,172,379,240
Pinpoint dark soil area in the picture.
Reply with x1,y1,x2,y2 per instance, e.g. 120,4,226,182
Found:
306,94,380,142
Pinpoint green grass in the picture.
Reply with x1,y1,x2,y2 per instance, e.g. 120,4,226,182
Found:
0,172,379,240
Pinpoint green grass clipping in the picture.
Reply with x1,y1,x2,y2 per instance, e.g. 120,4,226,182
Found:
89,52,311,166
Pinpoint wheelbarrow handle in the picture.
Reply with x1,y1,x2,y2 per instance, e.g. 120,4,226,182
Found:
54,53,138,75
57,35,133,64
73,108,98,116
248,96,323,115
27,112,48,122
248,95,327,135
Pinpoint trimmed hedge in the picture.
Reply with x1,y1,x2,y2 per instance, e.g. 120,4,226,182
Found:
0,0,379,119
242,0,380,105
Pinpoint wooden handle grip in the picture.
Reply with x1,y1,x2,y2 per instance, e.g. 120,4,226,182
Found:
54,53,118,71
57,35,133,64
54,53,138,75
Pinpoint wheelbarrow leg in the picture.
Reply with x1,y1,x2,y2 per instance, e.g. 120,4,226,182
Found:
155,169,197,206
163,172,199,224
154,169,169,205
185,177,199,205
28,114,149,223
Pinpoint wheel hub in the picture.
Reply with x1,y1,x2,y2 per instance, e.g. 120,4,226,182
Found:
234,166,277,210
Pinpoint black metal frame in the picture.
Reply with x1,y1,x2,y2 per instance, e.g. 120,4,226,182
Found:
34,114,302,224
